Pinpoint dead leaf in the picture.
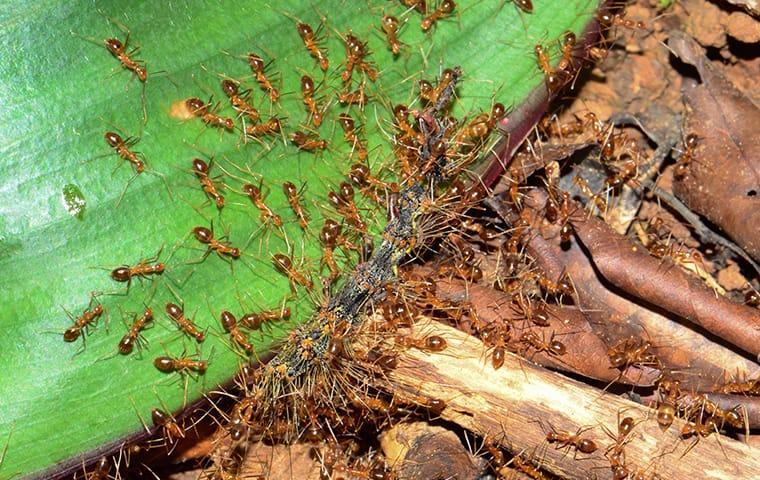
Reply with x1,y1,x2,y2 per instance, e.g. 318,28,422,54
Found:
668,30,760,263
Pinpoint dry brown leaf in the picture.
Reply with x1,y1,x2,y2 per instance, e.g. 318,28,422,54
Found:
668,30,760,263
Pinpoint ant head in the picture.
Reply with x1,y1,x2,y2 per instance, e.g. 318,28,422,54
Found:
300,75,316,95
440,0,456,13
296,22,313,39
247,53,265,71
242,183,261,199
191,157,209,174
220,79,239,97
515,0,533,12
135,66,147,82
272,253,293,271
382,15,399,31
185,97,205,113
104,38,123,54
192,226,213,243
166,302,183,319
338,113,355,132
104,131,122,147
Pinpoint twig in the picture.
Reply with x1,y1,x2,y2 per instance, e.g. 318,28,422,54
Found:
375,321,760,480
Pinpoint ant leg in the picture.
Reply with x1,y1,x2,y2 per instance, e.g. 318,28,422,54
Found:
139,81,148,126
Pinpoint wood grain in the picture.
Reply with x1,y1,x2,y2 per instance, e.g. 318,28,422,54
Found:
379,321,759,480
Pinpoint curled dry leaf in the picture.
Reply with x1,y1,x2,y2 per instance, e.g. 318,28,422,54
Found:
432,276,660,385
492,189,760,390
568,205,760,360
668,30,760,263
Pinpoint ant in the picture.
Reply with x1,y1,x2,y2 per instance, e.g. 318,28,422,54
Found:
111,252,165,285
63,303,104,343
104,131,145,173
348,163,398,198
457,103,506,146
80,456,110,480
420,69,461,111
338,84,369,107
297,22,329,71
520,330,567,357
421,0,456,31
482,437,506,470
244,117,281,138
290,130,328,151
185,97,234,131
272,253,314,292
338,113,368,161
545,424,598,456
654,376,681,431
366,346,399,372
283,181,309,230
102,34,147,82
320,218,358,251
220,310,253,353
346,165,380,204
719,374,760,394
247,52,279,102
744,288,760,307
154,351,208,375
555,31,577,80
220,79,259,123
489,332,510,370
71,17,153,121
598,11,646,31
381,298,420,329
192,226,240,259
328,182,367,232
437,241,484,283
395,334,448,352
418,78,436,104
680,413,720,457
242,183,283,228
602,413,638,479
393,103,418,140
531,268,575,297
165,302,205,342
433,68,461,106
191,158,225,209
342,33,376,83
534,44,566,93
513,295,551,327
227,396,256,441
401,0,427,13
674,134,698,179
240,305,291,330
511,0,533,13
606,337,660,371
300,75,324,127
151,408,185,444
118,307,153,354
381,15,402,55
572,175,607,213
511,453,546,480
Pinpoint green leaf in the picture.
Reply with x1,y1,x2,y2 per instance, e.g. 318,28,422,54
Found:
0,0,600,477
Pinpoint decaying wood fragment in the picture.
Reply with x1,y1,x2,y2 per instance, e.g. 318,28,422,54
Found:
375,321,760,480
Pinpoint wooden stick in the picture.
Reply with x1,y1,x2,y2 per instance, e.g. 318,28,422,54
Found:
377,321,759,480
